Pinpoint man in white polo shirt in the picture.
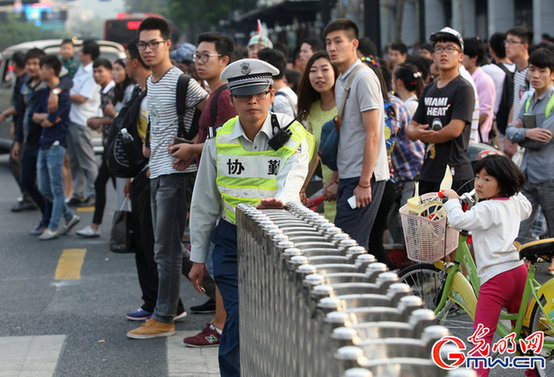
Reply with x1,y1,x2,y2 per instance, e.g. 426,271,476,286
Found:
67,40,101,206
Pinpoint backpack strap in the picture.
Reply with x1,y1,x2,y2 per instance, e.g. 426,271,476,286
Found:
206,125,222,139
274,91,297,118
176,73,190,139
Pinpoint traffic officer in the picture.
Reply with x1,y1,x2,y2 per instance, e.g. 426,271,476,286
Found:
188,58,313,377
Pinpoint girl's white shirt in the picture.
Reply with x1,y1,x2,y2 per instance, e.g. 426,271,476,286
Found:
444,192,532,284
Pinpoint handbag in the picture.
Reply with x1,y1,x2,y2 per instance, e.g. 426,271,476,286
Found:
109,198,134,253
318,64,363,171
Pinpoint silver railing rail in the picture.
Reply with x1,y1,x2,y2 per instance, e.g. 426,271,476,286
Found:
236,202,475,377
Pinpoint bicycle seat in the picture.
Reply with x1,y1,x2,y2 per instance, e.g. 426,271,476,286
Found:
515,236,554,262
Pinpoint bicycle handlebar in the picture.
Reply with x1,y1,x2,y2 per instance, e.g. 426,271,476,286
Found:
438,189,476,211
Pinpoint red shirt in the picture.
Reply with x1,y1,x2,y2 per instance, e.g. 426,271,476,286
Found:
197,85,237,143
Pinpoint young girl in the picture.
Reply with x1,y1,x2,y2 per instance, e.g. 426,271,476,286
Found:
442,154,532,377
392,63,423,118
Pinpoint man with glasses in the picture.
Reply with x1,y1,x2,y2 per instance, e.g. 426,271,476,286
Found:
171,32,238,348
127,17,208,339
407,27,475,194
187,58,312,376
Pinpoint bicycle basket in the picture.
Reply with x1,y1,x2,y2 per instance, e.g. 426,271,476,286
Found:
399,193,459,263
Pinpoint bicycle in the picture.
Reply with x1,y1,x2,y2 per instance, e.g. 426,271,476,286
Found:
397,191,554,376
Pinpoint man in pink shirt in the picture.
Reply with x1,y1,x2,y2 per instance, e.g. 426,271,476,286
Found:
463,37,496,143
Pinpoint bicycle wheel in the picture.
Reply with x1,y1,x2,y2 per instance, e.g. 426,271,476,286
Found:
398,263,442,311
529,296,554,377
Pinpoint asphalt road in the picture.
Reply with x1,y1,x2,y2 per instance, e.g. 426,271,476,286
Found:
0,154,218,377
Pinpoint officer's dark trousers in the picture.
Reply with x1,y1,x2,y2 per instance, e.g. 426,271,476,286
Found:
211,220,240,377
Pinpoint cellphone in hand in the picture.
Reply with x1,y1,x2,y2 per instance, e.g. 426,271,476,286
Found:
347,195,357,209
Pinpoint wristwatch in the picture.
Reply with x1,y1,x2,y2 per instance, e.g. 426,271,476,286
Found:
52,88,62,95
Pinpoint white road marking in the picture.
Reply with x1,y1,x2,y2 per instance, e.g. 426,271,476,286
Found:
0,335,65,377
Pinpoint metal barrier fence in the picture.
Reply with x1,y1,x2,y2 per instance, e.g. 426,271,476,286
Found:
236,202,476,377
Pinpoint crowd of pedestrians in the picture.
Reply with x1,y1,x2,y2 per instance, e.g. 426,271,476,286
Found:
1,15,553,377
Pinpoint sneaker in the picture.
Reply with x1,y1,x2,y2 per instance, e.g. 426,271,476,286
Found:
59,215,80,235
76,225,100,238
78,196,96,207
190,298,216,314
126,318,175,339
126,308,153,321
174,310,187,322
66,197,82,207
183,323,221,348
11,200,37,212
38,229,59,240
29,224,46,236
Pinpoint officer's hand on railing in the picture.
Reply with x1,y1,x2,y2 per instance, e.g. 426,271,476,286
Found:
189,263,206,294
256,198,285,209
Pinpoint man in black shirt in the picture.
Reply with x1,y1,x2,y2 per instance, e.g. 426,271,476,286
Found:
407,27,475,194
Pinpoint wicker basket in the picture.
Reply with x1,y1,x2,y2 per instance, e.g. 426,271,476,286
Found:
399,193,459,263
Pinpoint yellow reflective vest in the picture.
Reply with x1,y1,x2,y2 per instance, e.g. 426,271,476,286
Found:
216,116,314,224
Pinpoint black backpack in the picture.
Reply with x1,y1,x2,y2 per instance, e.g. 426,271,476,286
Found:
176,74,202,141
495,63,514,135
107,74,201,178
107,86,148,178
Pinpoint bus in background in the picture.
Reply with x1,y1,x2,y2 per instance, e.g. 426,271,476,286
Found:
104,13,179,46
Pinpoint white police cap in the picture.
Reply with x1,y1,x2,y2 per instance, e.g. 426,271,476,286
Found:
221,58,280,96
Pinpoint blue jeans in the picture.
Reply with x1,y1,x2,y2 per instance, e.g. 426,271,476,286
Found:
150,173,194,323
37,144,73,230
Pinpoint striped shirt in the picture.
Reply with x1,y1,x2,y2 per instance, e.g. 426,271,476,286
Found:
147,66,208,179
513,67,529,119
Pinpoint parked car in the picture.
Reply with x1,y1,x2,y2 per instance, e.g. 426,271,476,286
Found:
1,39,126,85
0,39,125,154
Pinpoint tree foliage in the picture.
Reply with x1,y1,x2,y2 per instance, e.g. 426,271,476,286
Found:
166,0,233,36
124,0,169,15
123,0,257,41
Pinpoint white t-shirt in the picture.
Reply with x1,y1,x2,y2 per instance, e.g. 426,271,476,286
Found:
459,65,481,143
69,62,101,126
403,95,419,118
147,66,208,179
272,86,298,118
